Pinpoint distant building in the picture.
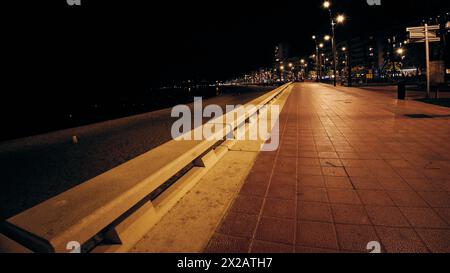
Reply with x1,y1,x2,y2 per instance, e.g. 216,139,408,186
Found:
274,43,290,63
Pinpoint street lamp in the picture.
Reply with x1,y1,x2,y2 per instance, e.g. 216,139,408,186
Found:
341,46,351,86
322,1,345,86
324,35,331,41
313,35,321,82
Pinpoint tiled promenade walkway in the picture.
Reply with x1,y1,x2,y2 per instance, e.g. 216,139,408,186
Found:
205,83,450,253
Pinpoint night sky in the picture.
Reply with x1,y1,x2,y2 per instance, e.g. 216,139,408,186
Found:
2,0,449,93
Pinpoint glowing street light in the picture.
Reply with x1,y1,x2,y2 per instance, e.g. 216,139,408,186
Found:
336,14,345,24
319,43,324,48
324,35,331,41
321,0,345,86
342,46,347,51
396,48,405,55
312,35,321,82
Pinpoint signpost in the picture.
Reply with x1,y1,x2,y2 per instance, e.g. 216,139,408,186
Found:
406,24,441,98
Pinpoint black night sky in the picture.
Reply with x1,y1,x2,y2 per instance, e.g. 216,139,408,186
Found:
1,0,449,129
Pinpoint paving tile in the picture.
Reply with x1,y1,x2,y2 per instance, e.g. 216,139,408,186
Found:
400,207,448,228
332,204,370,225
262,198,296,219
345,167,372,178
298,157,321,167
255,217,295,245
205,234,250,253
250,240,293,253
328,189,361,205
270,175,297,186
403,178,438,191
341,159,366,167
297,201,333,223
416,229,450,253
321,167,348,177
386,159,413,169
387,191,428,207
365,206,410,227
324,176,354,189
298,167,323,176
218,212,259,238
335,224,379,252
318,152,339,159
240,181,269,197
417,191,450,208
245,171,271,184
299,175,325,187
338,152,360,159
267,183,296,200
351,177,384,190
295,246,339,253
357,190,394,206
296,221,338,249
378,178,412,191
297,187,328,202
319,158,343,167
231,195,264,215
375,226,428,253
435,208,450,225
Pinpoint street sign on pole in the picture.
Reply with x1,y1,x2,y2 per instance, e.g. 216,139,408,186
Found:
406,24,441,98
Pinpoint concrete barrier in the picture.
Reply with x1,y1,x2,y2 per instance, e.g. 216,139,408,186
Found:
0,83,292,253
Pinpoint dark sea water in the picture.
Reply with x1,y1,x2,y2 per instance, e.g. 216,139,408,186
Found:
0,85,274,142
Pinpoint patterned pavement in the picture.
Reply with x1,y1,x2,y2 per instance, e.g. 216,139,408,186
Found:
205,82,450,253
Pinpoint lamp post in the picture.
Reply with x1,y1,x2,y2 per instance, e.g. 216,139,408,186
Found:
312,35,321,82
322,1,345,87
342,46,352,87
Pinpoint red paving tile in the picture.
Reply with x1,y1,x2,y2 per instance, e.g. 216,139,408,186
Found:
375,227,428,253
400,207,448,228
387,191,429,207
231,195,264,215
335,224,379,252
296,221,339,249
262,198,296,219
332,204,371,225
417,191,450,208
416,229,450,253
297,201,333,223
217,212,259,238
255,217,296,245
328,189,362,205
357,190,395,206
250,240,294,253
324,176,354,189
365,206,410,227
206,83,450,253
297,187,328,202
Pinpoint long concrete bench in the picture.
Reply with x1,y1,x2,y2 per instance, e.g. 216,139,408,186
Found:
0,83,291,253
